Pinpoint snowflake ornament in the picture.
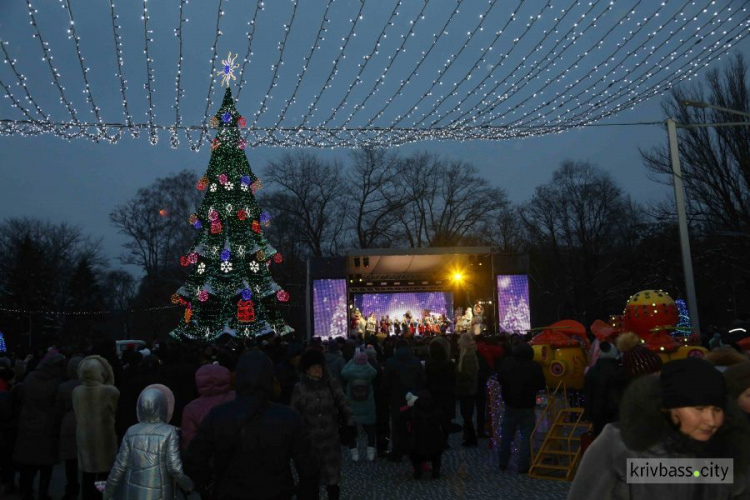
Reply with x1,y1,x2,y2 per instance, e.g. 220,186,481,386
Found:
209,183,217,192
240,183,248,192
224,181,234,191
249,261,260,273
217,52,239,87
197,262,206,274
221,261,233,273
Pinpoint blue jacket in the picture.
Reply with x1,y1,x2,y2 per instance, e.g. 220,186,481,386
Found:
341,360,377,425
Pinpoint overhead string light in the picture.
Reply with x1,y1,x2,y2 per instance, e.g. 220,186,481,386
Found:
250,0,300,130
297,0,365,130
364,0,462,128
320,0,404,128
235,0,265,102
518,1,744,133
416,0,554,130
553,4,749,130
60,0,107,141
142,0,158,144
1,0,748,148
0,41,48,121
108,0,135,137
340,0,431,130
391,0,525,129
195,0,227,151
270,0,335,134
172,0,188,148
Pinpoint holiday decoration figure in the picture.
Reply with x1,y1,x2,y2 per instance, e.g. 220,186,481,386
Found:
350,308,366,338
471,302,485,335
172,75,284,342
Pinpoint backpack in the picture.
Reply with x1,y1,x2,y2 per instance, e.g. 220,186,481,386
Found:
349,380,370,401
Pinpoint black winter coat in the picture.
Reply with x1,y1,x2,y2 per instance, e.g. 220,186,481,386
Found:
384,347,426,412
583,358,627,434
184,351,319,500
425,359,456,422
496,344,545,409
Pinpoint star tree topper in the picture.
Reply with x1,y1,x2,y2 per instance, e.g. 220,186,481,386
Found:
217,52,239,87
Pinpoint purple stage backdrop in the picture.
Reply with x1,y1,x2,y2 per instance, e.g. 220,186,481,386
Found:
353,292,453,325
496,275,531,333
312,279,349,339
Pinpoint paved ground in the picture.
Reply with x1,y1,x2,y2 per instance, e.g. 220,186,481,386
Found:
2,429,570,500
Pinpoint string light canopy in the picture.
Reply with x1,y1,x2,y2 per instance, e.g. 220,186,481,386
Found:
0,0,748,149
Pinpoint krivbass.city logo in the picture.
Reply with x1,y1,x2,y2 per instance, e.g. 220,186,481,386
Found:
626,459,733,484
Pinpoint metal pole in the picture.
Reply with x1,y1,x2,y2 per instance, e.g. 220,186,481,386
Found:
666,118,700,334
305,258,312,341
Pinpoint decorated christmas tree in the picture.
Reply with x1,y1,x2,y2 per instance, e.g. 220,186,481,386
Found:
172,62,287,342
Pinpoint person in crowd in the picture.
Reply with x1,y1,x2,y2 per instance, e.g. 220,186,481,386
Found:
341,351,378,462
56,355,83,500
705,346,748,372
274,343,302,406
583,341,627,436
158,342,199,427
456,333,479,447
425,336,457,448
91,337,123,389
292,349,354,500
724,361,750,419
13,353,66,500
73,355,120,500
181,363,235,450
104,387,193,499
496,342,546,473
185,350,318,499
616,331,663,380
475,336,504,439
115,354,164,439
569,357,750,499
403,390,445,479
0,359,18,495
324,340,347,387
365,344,390,457
383,340,426,462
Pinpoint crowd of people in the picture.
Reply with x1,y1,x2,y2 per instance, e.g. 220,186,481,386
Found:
0,330,532,500
3,326,750,499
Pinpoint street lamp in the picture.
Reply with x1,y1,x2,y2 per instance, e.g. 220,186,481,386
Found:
667,100,750,335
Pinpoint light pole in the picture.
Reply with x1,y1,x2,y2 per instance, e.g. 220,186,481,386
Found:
667,100,750,335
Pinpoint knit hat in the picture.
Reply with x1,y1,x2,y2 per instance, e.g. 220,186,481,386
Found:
616,332,662,378
661,358,726,410
298,348,326,373
354,352,368,365
723,361,750,400
598,341,619,359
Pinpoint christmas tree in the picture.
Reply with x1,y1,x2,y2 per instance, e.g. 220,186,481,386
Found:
172,69,286,342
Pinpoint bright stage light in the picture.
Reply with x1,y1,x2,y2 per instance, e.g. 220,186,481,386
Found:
453,272,463,282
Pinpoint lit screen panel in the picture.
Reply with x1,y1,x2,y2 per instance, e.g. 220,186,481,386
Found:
496,275,530,333
312,279,349,339
353,292,453,325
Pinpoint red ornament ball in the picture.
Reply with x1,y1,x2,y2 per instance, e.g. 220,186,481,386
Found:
237,209,247,221
273,253,283,264
277,290,290,302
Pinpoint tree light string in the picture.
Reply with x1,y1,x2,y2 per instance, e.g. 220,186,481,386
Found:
0,0,748,148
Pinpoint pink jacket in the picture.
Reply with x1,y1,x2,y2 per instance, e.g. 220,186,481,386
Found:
180,364,235,449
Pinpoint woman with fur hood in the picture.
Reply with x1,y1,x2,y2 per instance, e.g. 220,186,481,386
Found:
73,355,120,499
569,357,750,499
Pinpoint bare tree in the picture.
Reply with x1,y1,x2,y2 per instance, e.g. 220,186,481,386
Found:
521,160,636,324
641,53,750,276
263,152,348,257
347,147,404,248
395,152,513,247
110,170,202,281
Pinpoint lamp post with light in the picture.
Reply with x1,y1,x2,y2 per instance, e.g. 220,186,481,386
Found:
666,100,750,335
